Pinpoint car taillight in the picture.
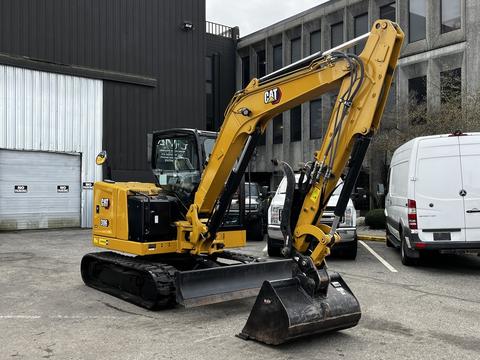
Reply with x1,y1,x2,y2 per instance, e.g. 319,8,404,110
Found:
407,199,417,230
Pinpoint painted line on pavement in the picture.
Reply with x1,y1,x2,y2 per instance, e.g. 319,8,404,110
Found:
359,240,398,273
0,315,122,319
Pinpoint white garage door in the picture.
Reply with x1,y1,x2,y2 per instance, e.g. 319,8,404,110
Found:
0,150,81,230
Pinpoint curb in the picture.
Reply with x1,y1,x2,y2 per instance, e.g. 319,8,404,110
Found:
358,234,386,242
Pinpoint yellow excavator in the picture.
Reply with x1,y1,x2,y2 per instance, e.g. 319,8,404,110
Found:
81,20,404,345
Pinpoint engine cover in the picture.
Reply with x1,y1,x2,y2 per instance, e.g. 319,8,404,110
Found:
127,195,180,242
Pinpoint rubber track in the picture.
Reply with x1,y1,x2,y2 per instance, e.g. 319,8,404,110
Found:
81,251,177,310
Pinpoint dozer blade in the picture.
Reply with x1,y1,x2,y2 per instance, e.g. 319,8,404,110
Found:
175,259,294,307
239,271,361,345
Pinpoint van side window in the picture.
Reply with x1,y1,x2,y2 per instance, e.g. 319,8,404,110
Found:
390,162,408,197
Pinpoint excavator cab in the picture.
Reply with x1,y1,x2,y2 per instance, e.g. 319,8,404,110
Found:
150,129,215,207
149,128,242,227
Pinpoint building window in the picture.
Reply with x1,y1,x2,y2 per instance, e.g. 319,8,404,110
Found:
383,82,397,127
331,22,343,47
258,129,266,146
380,2,396,22
408,75,427,123
290,106,302,142
273,115,283,144
206,56,214,131
257,50,266,78
441,0,461,33
441,68,461,104
291,37,301,63
409,0,426,43
310,30,321,54
241,56,250,88
354,13,368,55
273,44,282,71
310,99,323,139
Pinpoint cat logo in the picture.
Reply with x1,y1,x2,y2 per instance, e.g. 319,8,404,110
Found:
264,88,282,105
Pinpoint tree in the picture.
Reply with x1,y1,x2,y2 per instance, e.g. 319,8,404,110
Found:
368,76,480,208
374,81,480,156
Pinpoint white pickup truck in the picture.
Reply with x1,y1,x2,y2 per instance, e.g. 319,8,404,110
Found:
267,175,357,259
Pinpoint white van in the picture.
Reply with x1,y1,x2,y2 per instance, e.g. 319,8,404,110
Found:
385,132,480,265
268,175,357,259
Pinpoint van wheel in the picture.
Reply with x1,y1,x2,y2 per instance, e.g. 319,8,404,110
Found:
401,231,418,266
385,227,394,248
267,237,282,257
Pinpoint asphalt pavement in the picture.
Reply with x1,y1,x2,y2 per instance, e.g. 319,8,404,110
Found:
1,229,480,359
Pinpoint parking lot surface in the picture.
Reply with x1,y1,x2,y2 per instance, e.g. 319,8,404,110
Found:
1,229,480,359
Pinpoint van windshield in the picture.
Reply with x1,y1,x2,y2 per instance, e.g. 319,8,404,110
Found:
278,176,343,195
245,183,259,197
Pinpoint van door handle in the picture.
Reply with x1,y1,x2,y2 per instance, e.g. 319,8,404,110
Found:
466,208,480,213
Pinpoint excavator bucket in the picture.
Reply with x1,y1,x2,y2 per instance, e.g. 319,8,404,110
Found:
175,259,294,307
239,271,361,345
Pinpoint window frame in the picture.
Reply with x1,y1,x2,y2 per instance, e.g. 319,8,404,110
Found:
440,0,461,34
309,99,323,140
290,37,302,63
290,106,302,142
273,115,283,144
408,0,427,43
330,21,344,48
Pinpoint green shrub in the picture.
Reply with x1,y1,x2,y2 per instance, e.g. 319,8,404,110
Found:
365,209,386,229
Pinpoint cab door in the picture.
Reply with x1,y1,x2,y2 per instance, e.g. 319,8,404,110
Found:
459,135,480,243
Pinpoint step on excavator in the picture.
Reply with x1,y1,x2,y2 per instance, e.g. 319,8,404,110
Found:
81,20,404,345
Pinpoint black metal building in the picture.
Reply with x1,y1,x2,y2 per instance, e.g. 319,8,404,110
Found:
0,0,237,182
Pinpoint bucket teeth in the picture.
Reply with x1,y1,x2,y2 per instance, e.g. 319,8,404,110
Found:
239,271,361,345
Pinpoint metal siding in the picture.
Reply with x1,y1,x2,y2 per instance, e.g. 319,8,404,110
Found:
206,33,237,131
0,0,206,182
0,65,102,227
0,150,81,230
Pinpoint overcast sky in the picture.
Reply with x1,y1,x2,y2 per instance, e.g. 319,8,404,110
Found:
206,0,330,36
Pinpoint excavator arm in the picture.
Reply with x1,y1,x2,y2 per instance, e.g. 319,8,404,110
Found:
183,20,404,267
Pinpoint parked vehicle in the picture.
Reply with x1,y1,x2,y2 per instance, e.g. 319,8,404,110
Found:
230,182,268,241
268,175,357,259
385,132,480,265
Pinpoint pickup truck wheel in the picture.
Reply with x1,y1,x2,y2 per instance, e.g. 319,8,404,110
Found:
246,218,264,241
267,237,282,257
343,241,358,260
401,230,418,266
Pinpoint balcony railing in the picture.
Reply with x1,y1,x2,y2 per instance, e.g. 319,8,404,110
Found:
206,21,237,39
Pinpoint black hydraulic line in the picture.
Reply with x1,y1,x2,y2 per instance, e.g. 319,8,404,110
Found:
279,162,296,257
334,135,371,218
311,54,366,227
206,128,261,239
